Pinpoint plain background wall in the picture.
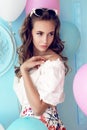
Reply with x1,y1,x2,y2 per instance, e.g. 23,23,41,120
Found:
59,0,87,130
0,0,87,130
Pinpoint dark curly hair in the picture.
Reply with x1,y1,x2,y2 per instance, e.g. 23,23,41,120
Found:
15,8,69,78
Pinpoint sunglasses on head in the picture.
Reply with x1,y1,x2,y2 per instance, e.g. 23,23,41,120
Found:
30,8,58,17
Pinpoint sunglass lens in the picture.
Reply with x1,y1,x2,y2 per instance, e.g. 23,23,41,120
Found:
35,9,43,16
48,10,56,16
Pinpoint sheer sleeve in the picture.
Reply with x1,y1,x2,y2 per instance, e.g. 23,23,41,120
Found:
13,76,23,105
13,76,28,106
37,59,65,106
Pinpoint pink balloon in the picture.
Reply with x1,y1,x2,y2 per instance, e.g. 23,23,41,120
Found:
73,64,87,116
25,0,60,15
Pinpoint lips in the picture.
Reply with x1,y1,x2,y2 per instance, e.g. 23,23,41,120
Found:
40,45,47,48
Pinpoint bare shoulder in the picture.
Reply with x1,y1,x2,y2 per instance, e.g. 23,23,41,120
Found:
44,49,62,61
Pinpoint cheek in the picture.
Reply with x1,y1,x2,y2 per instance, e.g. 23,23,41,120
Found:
47,37,54,48
32,36,40,47
32,35,38,42
49,37,54,44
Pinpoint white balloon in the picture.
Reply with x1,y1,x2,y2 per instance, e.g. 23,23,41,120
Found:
0,124,5,130
0,0,27,22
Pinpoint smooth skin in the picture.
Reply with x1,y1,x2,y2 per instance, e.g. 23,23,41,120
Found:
20,20,60,116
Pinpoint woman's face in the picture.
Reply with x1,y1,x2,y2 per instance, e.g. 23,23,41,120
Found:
32,20,55,55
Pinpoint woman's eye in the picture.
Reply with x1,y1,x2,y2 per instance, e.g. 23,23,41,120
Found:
49,32,54,36
36,32,43,35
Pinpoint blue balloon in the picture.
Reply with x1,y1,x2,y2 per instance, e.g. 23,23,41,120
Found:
6,117,48,130
60,21,81,59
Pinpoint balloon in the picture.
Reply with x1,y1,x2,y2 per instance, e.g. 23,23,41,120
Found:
0,124,5,130
60,21,80,59
0,0,27,22
73,64,87,116
6,117,48,130
25,0,60,15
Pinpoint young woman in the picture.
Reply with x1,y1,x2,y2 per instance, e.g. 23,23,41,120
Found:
14,8,69,130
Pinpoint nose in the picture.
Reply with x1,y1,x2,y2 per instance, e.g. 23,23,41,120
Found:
43,35,48,43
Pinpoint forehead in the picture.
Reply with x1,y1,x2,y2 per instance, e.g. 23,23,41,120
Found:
32,20,55,32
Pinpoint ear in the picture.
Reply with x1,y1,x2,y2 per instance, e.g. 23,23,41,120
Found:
60,21,81,59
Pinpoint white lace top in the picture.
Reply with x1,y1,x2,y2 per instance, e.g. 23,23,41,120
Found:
13,58,65,114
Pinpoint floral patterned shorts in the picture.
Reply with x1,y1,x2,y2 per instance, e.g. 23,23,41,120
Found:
21,106,66,130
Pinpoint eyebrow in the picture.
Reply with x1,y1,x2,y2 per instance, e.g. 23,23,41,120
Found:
36,30,55,33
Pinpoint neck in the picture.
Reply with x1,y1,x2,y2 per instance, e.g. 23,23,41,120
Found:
33,47,46,56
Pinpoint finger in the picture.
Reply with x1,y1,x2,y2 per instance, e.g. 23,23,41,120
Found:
34,60,45,66
32,56,46,61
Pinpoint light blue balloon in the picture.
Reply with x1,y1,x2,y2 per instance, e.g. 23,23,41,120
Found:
60,21,81,59
6,117,48,130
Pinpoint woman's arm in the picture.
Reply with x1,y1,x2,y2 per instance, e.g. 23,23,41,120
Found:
20,56,50,116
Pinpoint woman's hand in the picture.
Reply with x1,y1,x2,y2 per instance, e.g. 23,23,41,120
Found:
20,56,45,74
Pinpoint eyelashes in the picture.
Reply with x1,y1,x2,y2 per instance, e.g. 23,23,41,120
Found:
36,32,55,37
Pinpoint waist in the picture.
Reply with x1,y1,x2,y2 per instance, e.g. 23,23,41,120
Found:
20,105,58,118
